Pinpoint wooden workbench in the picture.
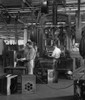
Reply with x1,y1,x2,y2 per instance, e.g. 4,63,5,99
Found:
4,67,27,75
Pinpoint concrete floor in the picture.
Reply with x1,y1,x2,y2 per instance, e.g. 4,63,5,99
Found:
0,79,74,100
0,64,74,100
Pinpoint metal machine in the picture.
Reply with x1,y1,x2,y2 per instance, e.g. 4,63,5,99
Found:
37,13,70,57
73,29,85,100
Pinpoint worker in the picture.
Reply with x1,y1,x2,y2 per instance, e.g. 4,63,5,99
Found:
0,39,6,73
0,39,7,66
51,41,61,82
24,40,36,75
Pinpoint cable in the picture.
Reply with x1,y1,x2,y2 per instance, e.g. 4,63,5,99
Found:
46,82,73,90
46,71,85,91
34,62,74,91
35,72,73,90
34,58,85,91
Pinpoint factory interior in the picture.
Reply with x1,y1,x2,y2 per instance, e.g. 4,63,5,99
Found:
0,0,85,100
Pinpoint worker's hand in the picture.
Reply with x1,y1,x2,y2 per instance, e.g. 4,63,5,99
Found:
20,58,26,61
17,58,26,62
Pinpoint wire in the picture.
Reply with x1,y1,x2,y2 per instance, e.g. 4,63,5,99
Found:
35,73,73,90
34,58,85,91
45,71,85,91
34,61,74,91
46,83,73,90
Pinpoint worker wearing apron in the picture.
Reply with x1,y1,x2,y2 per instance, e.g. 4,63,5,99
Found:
24,40,36,74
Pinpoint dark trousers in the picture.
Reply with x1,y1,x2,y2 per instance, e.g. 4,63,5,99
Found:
53,59,59,83
0,55,3,65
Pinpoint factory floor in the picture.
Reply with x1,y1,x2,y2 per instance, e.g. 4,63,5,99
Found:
0,63,74,100
0,79,74,100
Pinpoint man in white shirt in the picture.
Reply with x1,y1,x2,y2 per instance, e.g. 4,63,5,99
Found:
52,42,61,83
52,45,61,59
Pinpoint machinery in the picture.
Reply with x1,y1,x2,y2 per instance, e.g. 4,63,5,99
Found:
73,29,85,100
37,13,70,57
34,13,74,79
73,66,85,100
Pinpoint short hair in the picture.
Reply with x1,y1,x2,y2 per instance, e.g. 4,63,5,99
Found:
54,40,58,46
27,39,33,45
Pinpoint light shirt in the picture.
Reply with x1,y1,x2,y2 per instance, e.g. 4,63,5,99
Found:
24,46,36,74
52,46,61,59
24,46,36,61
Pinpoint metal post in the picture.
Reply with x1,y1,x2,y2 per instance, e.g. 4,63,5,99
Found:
75,0,81,42
53,0,57,34
15,20,18,50
78,0,80,28
24,26,28,46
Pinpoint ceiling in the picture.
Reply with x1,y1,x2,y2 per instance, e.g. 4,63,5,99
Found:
0,0,85,40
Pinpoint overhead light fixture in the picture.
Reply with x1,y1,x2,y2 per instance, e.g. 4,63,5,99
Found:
43,0,47,5
41,0,48,14
23,0,26,3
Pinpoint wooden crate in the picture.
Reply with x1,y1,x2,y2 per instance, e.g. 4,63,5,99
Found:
48,69,54,83
0,74,18,95
22,75,36,94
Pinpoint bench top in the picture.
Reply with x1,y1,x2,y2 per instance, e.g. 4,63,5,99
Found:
4,67,26,69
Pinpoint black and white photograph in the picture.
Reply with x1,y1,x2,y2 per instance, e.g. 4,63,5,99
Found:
0,0,85,100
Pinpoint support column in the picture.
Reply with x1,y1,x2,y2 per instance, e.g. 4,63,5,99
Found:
67,14,72,51
24,26,28,46
15,21,18,51
66,35,71,50
53,0,57,34
75,0,81,42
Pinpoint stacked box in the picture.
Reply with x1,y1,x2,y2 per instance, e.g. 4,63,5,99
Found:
0,74,18,95
34,58,54,84
34,68,48,84
0,74,7,94
48,69,54,83
22,75,36,94
17,75,22,94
